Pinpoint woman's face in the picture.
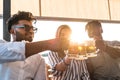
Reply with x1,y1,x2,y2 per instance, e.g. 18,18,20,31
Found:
59,28,71,51
59,28,71,40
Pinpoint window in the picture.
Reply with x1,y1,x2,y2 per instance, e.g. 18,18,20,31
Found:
0,20,120,41
33,20,120,42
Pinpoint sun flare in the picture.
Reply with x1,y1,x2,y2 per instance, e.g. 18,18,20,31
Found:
70,28,89,44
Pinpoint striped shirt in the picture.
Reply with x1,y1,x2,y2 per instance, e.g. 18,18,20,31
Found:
48,51,90,80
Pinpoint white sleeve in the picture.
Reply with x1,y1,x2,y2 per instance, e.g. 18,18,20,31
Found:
0,42,26,63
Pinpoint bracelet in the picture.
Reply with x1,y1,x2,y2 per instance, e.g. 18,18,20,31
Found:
63,58,69,66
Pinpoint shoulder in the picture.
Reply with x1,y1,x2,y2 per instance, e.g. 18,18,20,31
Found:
105,40,120,47
0,39,7,43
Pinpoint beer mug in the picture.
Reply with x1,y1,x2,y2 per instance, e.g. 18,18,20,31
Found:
85,41,98,57
65,42,79,59
77,44,88,60
66,42,88,60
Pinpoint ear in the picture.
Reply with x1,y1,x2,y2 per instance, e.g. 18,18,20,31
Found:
9,29,16,34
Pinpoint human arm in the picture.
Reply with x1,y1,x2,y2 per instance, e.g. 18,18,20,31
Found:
105,45,120,59
0,38,68,63
0,42,25,63
55,56,71,71
25,38,69,57
91,32,120,58
95,40,120,59
48,51,71,76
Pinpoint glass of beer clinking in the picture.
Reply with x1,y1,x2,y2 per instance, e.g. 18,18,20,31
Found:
65,42,79,59
77,43,88,60
84,40,98,57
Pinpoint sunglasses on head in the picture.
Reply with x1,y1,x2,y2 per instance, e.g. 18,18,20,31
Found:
13,24,38,33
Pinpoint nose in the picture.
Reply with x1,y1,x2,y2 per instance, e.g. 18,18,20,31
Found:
25,31,34,42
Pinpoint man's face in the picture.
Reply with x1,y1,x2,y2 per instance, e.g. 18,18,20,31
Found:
11,20,37,42
86,27,102,40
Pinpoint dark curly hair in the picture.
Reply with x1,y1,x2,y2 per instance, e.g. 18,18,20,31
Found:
7,11,36,32
85,20,102,31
